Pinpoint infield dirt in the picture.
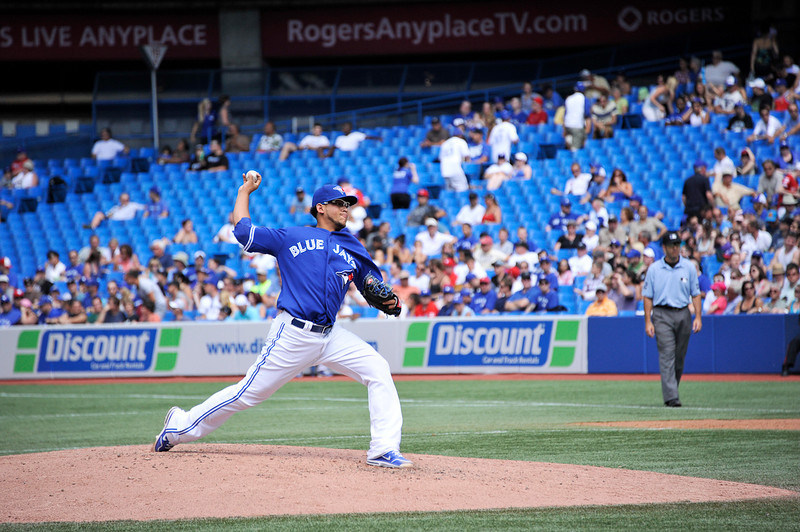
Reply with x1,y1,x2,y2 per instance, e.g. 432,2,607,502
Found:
1,444,796,523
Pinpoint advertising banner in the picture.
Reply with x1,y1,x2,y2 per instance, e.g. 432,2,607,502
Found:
0,14,219,61
262,2,741,58
0,316,587,379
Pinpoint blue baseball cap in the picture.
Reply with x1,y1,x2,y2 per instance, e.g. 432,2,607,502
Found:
39,295,52,305
693,160,707,169
560,197,571,206
575,81,585,92
443,285,454,294
499,110,511,120
0,294,10,304
453,294,463,304
626,249,641,259
460,288,472,297
752,250,763,259
465,273,477,282
311,184,357,217
420,289,431,297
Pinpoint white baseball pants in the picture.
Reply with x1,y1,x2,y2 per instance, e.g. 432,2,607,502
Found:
163,312,404,459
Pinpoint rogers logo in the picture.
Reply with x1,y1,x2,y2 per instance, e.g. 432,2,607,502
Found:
617,6,642,32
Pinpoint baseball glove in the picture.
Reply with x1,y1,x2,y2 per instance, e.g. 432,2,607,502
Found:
362,272,402,317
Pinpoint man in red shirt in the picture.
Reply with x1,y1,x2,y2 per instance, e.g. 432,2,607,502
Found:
414,289,439,317
10,147,31,177
526,97,548,125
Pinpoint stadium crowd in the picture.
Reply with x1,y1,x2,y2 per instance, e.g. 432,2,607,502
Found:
2,45,800,330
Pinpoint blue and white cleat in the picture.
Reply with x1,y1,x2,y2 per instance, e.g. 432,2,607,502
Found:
366,450,413,468
153,406,179,452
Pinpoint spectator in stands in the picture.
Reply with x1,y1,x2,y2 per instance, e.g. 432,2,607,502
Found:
0,293,21,326
9,147,31,179
414,289,439,317
737,147,757,176
539,84,562,114
553,221,583,253
407,189,445,227
503,272,537,311
749,78,774,113
585,285,618,316
598,215,627,250
91,127,129,161
780,103,800,141
511,152,532,181
564,83,590,151
713,172,757,211
420,117,450,148
389,157,419,210
757,159,783,205
679,97,708,127
712,76,746,115
466,127,490,165
581,169,607,205
725,103,753,133
194,278,222,320
454,192,485,227
487,110,519,162
439,127,470,192
124,268,167,318
705,50,741,95
482,193,503,225
326,122,380,158
773,80,792,112
579,68,610,99
466,277,494,314
705,281,728,314
113,243,141,274
777,141,800,172
550,162,592,200
530,276,560,312
484,154,513,190
141,187,168,219
602,168,634,202
734,279,765,314
204,139,229,172
190,98,217,145
173,218,199,245
747,106,783,144
586,197,609,229
452,100,474,127
11,160,38,189
707,147,736,182
682,161,714,221
281,186,310,217
255,121,283,153
224,124,250,154
189,144,207,171
415,218,456,258
520,82,538,113
642,74,675,122
568,242,593,277
526,96,548,125
43,250,65,283
507,97,527,126
474,235,507,272
157,139,191,165
280,123,330,161
591,93,618,139
474,101,497,132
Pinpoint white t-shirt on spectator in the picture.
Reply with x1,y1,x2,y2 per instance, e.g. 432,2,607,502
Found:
45,261,66,283
487,121,519,162
106,202,144,221
712,156,736,180
564,173,592,196
198,294,222,320
564,92,586,129
439,136,469,177
752,116,783,139
455,204,486,226
415,230,454,257
704,62,740,87
299,134,330,149
138,276,167,315
11,171,36,189
484,161,513,178
334,131,367,151
92,139,126,161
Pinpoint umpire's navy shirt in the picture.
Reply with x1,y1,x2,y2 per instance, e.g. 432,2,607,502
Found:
642,256,700,308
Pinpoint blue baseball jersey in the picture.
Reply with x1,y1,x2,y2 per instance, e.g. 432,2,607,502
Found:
470,289,497,313
390,167,413,195
532,290,559,311
548,211,579,233
235,218,381,326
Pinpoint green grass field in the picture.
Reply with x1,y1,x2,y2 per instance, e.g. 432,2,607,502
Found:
1,377,799,530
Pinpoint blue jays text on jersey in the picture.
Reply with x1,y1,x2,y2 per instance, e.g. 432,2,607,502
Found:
234,218,381,326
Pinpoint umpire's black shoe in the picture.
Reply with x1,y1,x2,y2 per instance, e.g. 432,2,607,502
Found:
781,366,790,377
664,399,682,407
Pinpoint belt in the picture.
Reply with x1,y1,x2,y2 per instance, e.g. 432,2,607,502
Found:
291,317,332,335
655,305,685,311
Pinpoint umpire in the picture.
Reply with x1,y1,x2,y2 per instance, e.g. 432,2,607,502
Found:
642,231,702,407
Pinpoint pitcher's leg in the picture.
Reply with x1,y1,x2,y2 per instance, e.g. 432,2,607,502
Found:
320,327,403,459
164,319,317,445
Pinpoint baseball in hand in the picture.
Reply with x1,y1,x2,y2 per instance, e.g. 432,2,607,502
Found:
246,170,261,182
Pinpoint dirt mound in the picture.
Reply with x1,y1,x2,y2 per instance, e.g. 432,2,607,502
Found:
1,444,795,523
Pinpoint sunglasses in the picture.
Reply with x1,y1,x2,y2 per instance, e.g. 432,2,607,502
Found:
324,199,351,208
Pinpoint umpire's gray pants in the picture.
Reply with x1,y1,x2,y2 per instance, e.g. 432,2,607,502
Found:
652,307,692,403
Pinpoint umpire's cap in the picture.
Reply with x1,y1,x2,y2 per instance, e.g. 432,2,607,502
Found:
310,184,358,218
662,231,681,246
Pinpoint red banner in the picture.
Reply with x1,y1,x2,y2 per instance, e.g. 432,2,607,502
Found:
0,14,219,61
261,2,741,57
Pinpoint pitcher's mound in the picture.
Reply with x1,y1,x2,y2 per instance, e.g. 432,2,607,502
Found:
1,444,795,523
